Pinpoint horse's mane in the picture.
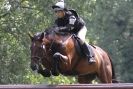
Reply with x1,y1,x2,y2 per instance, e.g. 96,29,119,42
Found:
32,32,42,41
44,26,57,35
32,27,55,40
33,26,71,41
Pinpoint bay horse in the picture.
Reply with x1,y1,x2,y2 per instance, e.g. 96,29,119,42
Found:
29,27,117,83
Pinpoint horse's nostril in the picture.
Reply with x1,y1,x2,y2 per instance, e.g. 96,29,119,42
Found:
30,65,37,71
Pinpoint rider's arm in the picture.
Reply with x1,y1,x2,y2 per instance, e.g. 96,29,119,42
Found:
59,15,76,32
67,15,76,30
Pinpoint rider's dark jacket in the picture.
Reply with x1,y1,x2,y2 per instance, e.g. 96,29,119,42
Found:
55,10,85,34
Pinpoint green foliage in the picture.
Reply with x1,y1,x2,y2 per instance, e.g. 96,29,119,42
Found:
0,0,133,84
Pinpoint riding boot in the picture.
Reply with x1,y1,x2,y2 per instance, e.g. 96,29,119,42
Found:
82,43,96,64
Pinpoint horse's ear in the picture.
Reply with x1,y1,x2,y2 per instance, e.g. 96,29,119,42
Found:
28,32,34,41
39,32,44,41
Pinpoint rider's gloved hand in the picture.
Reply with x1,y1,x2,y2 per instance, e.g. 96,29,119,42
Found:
58,24,73,32
58,27,67,32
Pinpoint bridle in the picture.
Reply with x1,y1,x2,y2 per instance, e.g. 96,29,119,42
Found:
31,40,51,70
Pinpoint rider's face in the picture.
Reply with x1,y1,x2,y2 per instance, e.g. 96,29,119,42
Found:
55,10,65,18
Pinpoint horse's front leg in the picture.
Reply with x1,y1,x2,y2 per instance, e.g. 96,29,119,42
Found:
37,64,51,77
52,52,68,76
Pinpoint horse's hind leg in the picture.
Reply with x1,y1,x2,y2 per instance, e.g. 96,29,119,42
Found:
77,74,96,84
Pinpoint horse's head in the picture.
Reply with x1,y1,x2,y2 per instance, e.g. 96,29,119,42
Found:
29,27,73,72
29,32,46,71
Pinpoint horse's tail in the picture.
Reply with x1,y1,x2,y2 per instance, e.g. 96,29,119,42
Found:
108,55,119,83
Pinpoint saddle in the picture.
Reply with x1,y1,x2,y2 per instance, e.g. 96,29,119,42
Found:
72,34,95,58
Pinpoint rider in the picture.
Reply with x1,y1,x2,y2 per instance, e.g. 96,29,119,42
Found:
52,0,95,64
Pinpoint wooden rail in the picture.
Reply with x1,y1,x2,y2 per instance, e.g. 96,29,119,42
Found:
0,83,133,89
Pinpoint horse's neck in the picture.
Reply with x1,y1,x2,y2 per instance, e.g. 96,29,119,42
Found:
46,33,77,66
46,33,74,55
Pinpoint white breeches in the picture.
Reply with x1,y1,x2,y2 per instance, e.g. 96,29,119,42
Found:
77,26,87,41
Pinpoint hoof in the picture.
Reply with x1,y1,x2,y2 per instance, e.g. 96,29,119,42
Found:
38,69,51,77
51,70,59,76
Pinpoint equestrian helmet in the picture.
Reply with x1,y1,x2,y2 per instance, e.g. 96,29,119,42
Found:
52,0,66,11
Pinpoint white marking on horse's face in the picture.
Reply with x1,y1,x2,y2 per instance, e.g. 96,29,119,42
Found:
42,45,45,49
41,44,45,50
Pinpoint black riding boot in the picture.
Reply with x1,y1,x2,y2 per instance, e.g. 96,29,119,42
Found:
82,43,96,64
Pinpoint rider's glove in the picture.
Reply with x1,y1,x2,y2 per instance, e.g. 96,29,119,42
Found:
58,24,74,32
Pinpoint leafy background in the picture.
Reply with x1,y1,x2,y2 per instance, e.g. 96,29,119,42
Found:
0,0,133,84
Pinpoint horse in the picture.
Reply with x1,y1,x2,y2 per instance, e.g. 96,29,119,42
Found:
29,27,117,83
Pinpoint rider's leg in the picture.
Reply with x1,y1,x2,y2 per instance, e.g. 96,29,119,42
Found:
77,26,87,42
82,42,95,63
77,26,95,63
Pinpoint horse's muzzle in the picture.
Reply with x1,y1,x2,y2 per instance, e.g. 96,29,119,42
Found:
30,64,38,71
